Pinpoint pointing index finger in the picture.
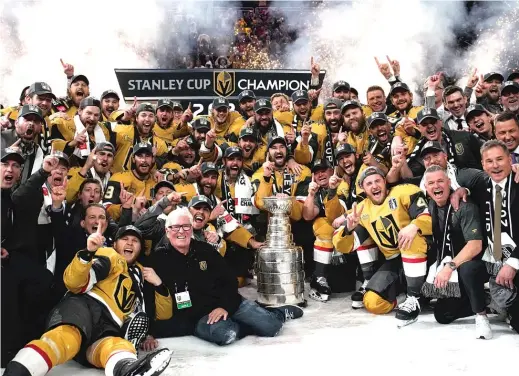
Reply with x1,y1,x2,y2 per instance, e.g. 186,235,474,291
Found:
374,56,380,66
60,58,66,67
311,56,314,66
386,55,392,64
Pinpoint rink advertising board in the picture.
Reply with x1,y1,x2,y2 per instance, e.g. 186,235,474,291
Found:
114,68,326,116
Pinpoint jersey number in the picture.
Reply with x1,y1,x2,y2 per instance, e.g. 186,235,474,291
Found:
104,186,115,200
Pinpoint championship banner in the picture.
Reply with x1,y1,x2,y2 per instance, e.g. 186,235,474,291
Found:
114,68,326,116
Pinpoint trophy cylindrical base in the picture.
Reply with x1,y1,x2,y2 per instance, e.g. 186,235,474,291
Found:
256,292,306,306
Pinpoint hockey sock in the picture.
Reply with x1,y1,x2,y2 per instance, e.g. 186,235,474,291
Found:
402,255,427,296
7,325,81,376
86,336,137,370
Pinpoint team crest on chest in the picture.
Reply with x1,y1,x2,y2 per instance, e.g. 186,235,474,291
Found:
455,143,464,155
199,261,207,271
388,198,398,210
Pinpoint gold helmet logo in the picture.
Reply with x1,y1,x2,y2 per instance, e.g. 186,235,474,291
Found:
214,71,236,97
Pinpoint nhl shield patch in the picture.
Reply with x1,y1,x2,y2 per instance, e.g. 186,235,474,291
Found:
388,198,398,210
199,261,207,271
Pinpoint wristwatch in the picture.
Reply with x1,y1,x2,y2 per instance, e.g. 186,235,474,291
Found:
447,261,457,270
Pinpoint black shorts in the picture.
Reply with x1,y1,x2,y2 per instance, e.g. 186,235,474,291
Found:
366,256,406,302
45,294,121,367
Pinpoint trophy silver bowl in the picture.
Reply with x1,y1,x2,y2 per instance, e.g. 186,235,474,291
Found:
256,196,305,306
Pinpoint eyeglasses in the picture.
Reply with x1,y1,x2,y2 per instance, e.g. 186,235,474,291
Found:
168,224,193,232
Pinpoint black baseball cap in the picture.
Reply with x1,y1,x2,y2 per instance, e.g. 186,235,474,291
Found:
27,82,56,99
267,134,287,149
1,147,24,164
238,90,256,102
416,107,440,124
254,98,272,113
70,75,89,86
192,117,211,131
136,103,155,115
100,90,120,101
359,166,385,187
52,151,70,167
483,72,504,83
132,142,153,155
212,97,229,109
156,99,174,111
340,100,362,114
367,112,389,127
507,70,519,81
335,143,356,158
501,81,519,95
201,162,218,175
389,82,411,96
96,141,115,155
171,101,183,110
311,159,333,173
115,225,143,244
465,104,488,122
332,81,350,92
154,180,175,194
323,98,343,110
17,104,44,121
239,127,257,141
350,87,359,97
79,97,101,110
188,195,214,210
420,141,445,157
224,146,243,159
291,90,309,104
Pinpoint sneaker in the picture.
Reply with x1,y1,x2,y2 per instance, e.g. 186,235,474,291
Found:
309,275,331,302
275,305,304,321
395,295,421,327
475,314,493,339
351,280,369,309
113,348,172,376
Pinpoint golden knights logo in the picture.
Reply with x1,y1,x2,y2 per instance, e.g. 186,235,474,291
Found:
371,214,400,249
214,71,236,97
114,274,136,314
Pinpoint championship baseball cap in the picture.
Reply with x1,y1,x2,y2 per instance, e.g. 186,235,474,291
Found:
1,147,24,164
132,142,153,155
27,82,56,99
389,82,411,96
332,80,350,92
153,180,175,194
156,99,174,110
171,101,183,110
223,146,243,159
483,72,504,83
192,117,211,131
239,127,257,141
254,98,272,112
212,97,229,109
335,143,356,158
95,141,115,155
100,90,120,101
267,134,287,149
420,141,445,157
238,90,256,102
17,104,44,121
323,98,343,110
201,162,218,176
416,107,441,125
340,100,362,114
69,74,89,86
311,159,332,173
367,112,389,127
188,195,214,210
465,104,488,122
507,70,519,81
291,90,309,104
79,96,101,110
115,225,143,244
358,166,386,187
501,81,519,95
350,87,359,98
136,103,155,115
52,150,70,167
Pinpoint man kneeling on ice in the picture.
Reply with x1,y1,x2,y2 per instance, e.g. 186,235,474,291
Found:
148,206,304,346
333,167,432,327
4,225,173,376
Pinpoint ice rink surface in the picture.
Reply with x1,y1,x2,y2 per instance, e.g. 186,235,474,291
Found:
4,280,519,376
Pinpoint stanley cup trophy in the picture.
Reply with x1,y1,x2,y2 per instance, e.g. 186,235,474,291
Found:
256,196,306,306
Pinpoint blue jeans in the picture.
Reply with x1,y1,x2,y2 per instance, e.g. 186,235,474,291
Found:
194,299,285,346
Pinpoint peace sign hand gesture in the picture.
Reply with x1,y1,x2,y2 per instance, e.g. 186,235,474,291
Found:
346,202,363,232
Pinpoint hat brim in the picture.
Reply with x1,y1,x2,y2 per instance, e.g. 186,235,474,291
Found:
507,73,519,81
333,85,350,92
484,73,504,83
101,93,120,101
420,147,445,157
239,96,255,102
224,151,243,159
70,75,90,86
156,104,174,111
19,110,44,121
390,87,410,96
194,125,211,132
268,138,287,149
213,104,229,110
465,110,486,121
254,106,272,113
189,201,214,210
341,104,361,114
501,84,519,94
368,119,387,127
311,164,332,173
1,152,24,165
418,115,440,124
116,229,143,243
133,147,153,155
32,91,56,100
293,98,309,104
202,168,218,176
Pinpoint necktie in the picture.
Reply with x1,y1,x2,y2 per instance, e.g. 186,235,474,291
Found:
513,153,518,164
456,118,464,130
493,185,502,261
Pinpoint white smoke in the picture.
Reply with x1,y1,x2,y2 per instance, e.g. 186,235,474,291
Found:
0,0,236,106
276,0,519,103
